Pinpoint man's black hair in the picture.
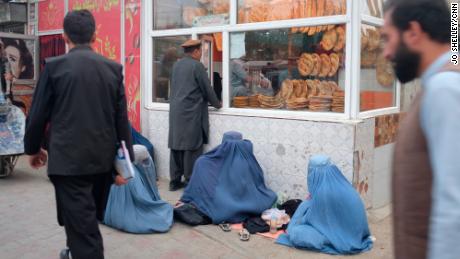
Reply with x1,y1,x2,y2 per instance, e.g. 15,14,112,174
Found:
63,10,96,45
183,44,201,54
384,0,450,44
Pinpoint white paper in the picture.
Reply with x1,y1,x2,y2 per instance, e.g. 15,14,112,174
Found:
114,140,135,179
230,32,246,59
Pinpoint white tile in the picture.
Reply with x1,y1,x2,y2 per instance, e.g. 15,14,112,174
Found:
372,168,392,209
374,144,395,171
146,110,356,199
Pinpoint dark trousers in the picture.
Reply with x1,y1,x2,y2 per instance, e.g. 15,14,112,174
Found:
49,173,112,259
170,146,203,184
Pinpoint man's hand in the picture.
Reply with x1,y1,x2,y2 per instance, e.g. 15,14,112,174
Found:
114,175,128,186
4,73,13,81
260,78,270,88
29,149,48,169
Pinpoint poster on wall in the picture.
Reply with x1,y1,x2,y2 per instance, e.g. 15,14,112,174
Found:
0,33,38,115
69,0,121,62
0,33,38,84
38,0,65,32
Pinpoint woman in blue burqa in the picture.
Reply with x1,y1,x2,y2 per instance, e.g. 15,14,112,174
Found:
276,155,373,255
180,131,277,224
103,145,173,234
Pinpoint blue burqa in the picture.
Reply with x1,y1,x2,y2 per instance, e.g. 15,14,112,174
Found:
130,124,154,162
180,131,277,224
104,146,173,234
277,155,373,255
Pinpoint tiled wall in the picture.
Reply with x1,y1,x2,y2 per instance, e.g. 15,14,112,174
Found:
354,118,375,208
373,144,394,209
146,110,355,200
145,109,401,209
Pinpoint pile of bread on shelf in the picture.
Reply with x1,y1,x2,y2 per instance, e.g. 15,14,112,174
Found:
291,0,347,35
238,0,346,26
361,28,395,87
298,52,340,78
297,25,345,78
233,95,261,108
256,79,344,112
331,90,344,113
233,78,344,112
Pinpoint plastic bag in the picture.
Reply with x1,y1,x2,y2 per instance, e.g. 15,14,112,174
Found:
261,208,290,228
114,141,135,179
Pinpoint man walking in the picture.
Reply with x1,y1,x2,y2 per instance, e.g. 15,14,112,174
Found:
24,10,133,259
168,39,221,191
382,1,460,259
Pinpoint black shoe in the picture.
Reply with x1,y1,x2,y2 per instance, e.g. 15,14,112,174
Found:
169,181,185,191
59,248,71,259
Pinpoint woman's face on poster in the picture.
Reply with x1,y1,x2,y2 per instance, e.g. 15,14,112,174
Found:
5,45,24,78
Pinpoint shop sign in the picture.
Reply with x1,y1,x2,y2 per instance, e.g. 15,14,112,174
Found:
192,14,229,27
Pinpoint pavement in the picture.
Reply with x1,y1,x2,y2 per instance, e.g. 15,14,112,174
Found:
0,157,393,259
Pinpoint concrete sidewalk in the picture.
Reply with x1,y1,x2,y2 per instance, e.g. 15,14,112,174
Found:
0,157,393,259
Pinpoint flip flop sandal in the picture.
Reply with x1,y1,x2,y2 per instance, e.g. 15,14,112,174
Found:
239,228,250,241
219,223,232,232
174,201,184,208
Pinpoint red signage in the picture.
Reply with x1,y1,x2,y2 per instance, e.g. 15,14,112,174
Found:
69,0,122,63
38,0,65,32
39,0,140,129
124,0,141,130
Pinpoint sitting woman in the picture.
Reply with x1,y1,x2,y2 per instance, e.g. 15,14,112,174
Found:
178,131,277,225
276,155,373,255
104,145,173,234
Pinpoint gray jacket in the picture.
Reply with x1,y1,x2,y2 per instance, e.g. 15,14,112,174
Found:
168,56,220,150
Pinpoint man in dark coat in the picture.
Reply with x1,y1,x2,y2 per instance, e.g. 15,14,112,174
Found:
24,10,133,259
168,39,221,191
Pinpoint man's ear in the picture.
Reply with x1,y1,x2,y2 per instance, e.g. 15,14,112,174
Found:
63,33,71,45
402,21,424,50
90,34,96,44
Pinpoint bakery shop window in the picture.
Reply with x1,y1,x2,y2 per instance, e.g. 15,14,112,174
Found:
230,24,346,112
152,35,189,103
362,0,384,18
360,24,396,112
154,0,229,30
198,33,224,101
238,0,347,24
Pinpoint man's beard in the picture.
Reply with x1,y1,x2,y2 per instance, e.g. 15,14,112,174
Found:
392,41,421,83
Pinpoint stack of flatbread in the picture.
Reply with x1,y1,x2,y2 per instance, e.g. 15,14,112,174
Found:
291,0,347,35
298,52,341,78
286,80,309,109
375,54,395,87
287,97,309,110
258,94,284,109
320,26,346,52
309,96,333,112
233,96,250,108
361,27,381,68
212,0,230,14
249,95,261,108
332,90,345,112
